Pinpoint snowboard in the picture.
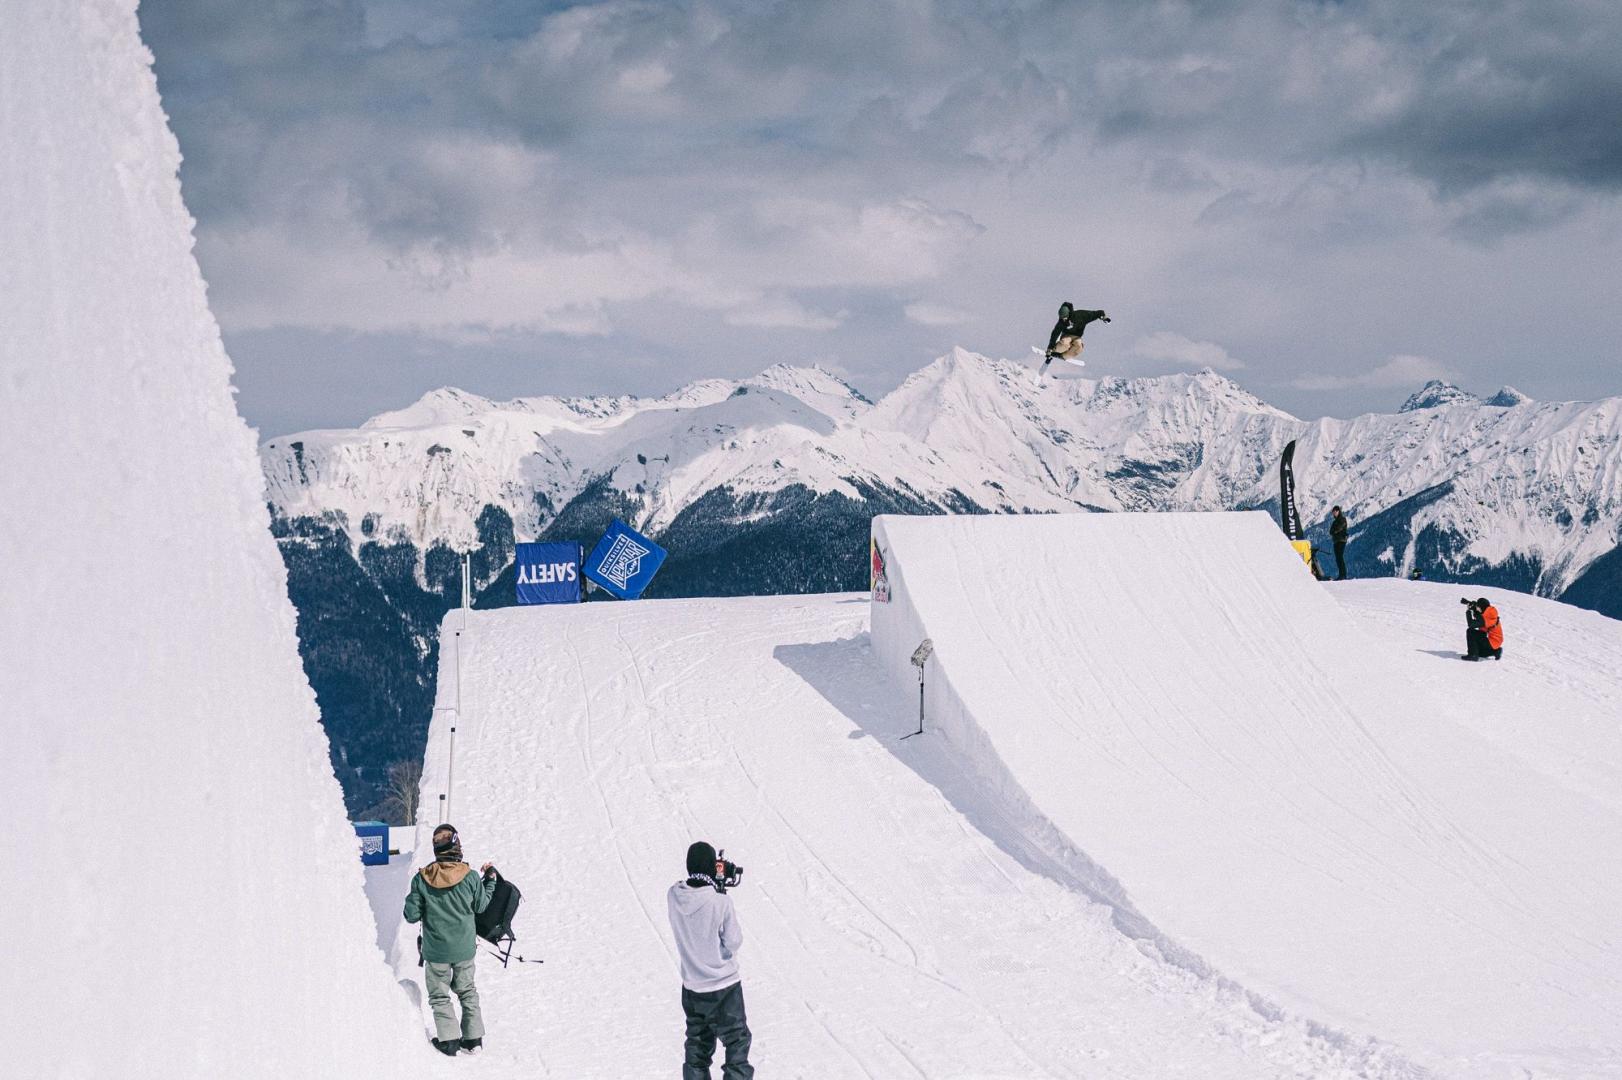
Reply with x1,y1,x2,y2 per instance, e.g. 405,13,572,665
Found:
1032,345,1085,380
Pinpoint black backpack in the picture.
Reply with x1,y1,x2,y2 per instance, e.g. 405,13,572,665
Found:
475,869,522,948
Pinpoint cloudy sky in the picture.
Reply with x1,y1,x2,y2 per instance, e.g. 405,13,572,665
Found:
142,0,1622,437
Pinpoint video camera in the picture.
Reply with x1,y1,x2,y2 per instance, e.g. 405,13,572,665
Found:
714,849,744,893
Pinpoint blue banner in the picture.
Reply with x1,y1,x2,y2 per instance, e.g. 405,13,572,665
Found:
583,519,667,600
514,542,582,605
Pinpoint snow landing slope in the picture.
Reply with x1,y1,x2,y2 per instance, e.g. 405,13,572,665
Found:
402,597,1423,1079
871,512,1622,1079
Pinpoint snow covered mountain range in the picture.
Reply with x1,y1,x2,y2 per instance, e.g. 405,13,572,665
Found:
266,349,1621,600
261,350,1622,814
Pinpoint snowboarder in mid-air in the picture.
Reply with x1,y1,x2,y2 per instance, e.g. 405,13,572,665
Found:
1038,302,1110,375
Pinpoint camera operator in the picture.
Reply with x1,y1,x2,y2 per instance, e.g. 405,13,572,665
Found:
666,841,753,1079
1461,597,1503,661
1461,597,1484,659
403,824,498,1056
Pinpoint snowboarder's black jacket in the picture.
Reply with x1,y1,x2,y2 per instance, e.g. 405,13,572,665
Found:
1048,309,1107,350
1330,514,1348,543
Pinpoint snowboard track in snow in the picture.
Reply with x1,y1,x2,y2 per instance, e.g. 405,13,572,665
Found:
384,580,1587,1076
776,633,1423,1075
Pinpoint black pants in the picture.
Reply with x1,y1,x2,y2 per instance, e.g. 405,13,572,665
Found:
1333,541,1347,580
682,982,753,1079
1465,629,1501,660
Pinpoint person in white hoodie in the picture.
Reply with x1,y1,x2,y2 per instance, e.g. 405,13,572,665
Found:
666,841,754,1079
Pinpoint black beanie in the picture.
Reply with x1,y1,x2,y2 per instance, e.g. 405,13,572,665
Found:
686,841,716,877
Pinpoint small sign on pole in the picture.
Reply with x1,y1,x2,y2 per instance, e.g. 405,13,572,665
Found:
902,638,933,740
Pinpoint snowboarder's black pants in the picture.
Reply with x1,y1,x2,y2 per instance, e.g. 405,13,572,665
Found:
682,981,753,1079
1333,541,1347,580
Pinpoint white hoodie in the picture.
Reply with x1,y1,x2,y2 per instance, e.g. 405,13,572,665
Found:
666,880,743,992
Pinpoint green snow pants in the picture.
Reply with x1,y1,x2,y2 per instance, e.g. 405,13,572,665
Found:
425,959,484,1043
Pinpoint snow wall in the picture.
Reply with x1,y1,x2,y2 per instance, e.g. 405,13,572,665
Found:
869,511,1622,1073
0,5,424,1075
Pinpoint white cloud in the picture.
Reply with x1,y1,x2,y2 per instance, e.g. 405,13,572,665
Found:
719,197,983,290
904,301,972,326
141,0,1622,432
617,62,673,94
722,295,845,331
1132,330,1244,371
1292,354,1460,391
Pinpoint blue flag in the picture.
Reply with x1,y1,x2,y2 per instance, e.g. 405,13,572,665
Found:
514,542,583,605
583,519,667,600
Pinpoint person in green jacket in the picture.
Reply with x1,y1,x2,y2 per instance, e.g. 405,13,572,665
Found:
404,824,497,1056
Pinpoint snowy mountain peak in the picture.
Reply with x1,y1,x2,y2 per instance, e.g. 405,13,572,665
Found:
747,363,873,418
362,386,494,430
263,351,1622,605
1400,380,1480,412
1072,368,1295,426
1485,385,1533,408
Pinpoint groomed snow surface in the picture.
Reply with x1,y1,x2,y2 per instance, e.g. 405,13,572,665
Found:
389,512,1621,1079
2,4,423,1077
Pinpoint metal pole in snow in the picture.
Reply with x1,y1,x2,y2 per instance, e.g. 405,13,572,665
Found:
434,706,458,824
901,674,927,739
461,553,471,630
446,720,457,824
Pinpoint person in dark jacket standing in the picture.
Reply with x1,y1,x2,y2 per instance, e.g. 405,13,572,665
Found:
1042,301,1109,372
667,841,753,1079
1329,506,1349,580
404,824,498,1056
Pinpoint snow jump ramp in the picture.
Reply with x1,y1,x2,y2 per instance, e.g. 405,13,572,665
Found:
870,510,1622,1077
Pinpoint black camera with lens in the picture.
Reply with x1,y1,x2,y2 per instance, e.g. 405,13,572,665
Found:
715,849,744,893
1460,597,1476,607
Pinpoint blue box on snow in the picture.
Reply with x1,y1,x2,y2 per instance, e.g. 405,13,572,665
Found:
354,820,390,866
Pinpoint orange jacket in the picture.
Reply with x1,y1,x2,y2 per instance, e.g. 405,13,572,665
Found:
1481,605,1503,649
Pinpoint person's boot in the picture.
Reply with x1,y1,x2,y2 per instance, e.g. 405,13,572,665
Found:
460,1037,483,1055
432,1037,460,1056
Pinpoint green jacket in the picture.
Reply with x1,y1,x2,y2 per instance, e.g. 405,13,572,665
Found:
404,861,496,964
